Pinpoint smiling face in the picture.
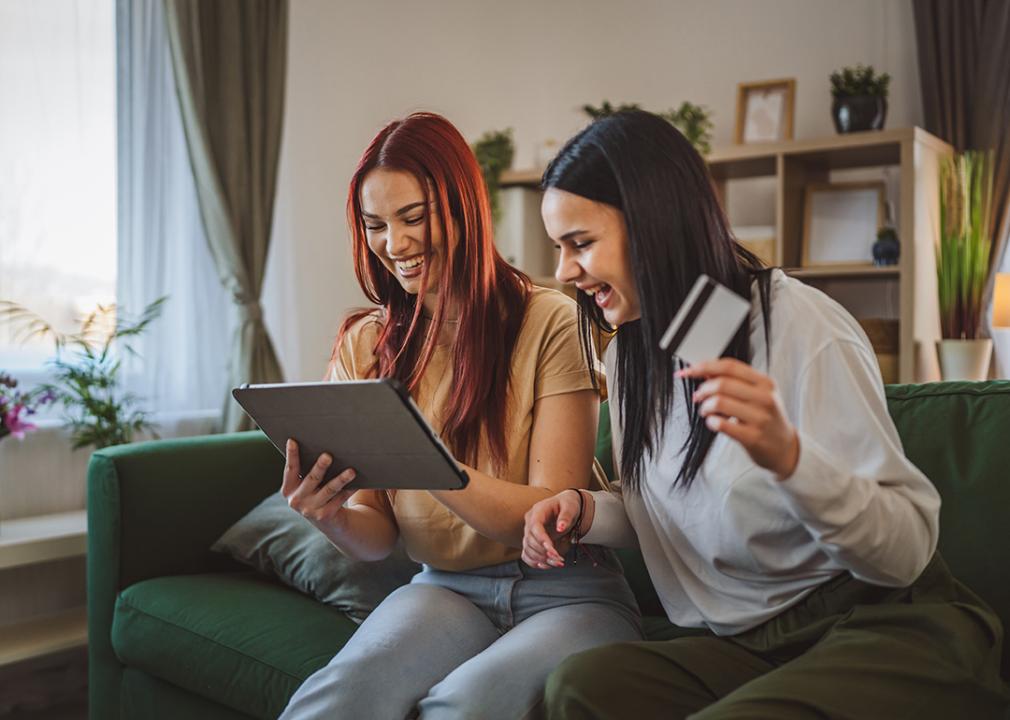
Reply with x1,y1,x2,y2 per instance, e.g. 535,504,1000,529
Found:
359,168,447,310
541,188,641,326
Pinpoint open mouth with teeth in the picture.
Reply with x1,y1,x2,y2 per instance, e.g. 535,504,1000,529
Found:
394,255,427,278
584,283,614,308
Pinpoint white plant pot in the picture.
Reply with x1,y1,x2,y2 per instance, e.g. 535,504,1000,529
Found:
936,339,993,381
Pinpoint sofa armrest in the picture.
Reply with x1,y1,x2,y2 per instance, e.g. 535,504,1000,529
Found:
88,430,282,588
88,431,281,720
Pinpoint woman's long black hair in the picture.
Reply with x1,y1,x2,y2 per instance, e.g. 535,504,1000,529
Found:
542,110,772,492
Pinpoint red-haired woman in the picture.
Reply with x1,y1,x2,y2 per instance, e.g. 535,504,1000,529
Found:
277,113,641,720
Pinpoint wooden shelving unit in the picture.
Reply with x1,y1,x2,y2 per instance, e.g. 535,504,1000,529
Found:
499,127,952,382
784,265,900,280
0,511,88,667
0,607,87,667
0,510,87,571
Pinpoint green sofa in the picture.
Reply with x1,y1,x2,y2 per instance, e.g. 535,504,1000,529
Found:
88,381,1010,719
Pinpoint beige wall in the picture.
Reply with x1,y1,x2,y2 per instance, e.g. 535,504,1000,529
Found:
265,0,922,381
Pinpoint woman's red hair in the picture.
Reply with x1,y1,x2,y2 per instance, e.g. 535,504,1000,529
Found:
334,112,530,470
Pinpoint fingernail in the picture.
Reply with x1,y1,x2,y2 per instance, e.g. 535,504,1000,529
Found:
321,454,332,465
557,522,566,532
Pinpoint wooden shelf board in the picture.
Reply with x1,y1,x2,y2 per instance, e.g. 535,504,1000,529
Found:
0,607,87,667
0,510,87,571
501,129,949,186
785,265,900,280
500,168,542,187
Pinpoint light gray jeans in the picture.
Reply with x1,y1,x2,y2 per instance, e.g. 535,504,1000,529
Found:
278,547,642,720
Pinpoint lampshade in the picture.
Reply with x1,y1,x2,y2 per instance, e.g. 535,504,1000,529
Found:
994,273,1010,328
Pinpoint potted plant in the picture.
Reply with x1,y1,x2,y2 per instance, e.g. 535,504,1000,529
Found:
936,150,995,380
583,100,714,155
0,373,55,441
472,128,515,227
829,64,890,133
0,297,166,449
659,101,714,155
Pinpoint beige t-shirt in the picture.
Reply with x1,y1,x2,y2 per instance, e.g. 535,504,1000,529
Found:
330,286,594,571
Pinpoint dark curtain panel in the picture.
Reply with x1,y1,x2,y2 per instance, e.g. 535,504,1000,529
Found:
163,0,288,431
913,0,1010,332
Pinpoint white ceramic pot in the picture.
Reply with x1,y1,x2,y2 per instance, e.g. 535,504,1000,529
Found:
936,338,993,381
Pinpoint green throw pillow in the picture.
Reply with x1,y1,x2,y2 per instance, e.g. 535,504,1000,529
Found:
211,492,420,622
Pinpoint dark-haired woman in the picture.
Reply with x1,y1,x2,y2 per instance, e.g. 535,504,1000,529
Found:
522,110,1009,719
277,113,641,720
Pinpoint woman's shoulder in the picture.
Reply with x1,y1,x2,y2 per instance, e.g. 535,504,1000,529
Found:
328,309,385,381
765,269,875,363
522,285,579,328
340,308,385,342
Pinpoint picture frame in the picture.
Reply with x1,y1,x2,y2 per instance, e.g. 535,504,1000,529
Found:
801,181,886,267
734,78,796,144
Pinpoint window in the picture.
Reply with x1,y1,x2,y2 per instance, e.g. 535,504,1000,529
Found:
0,0,116,374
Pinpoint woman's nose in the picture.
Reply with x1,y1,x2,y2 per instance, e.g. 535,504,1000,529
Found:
385,225,412,257
555,246,580,285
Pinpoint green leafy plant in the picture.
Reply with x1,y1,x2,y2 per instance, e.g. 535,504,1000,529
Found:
472,128,515,226
830,64,891,98
581,100,643,119
659,101,714,155
582,100,714,155
937,151,994,340
0,297,167,449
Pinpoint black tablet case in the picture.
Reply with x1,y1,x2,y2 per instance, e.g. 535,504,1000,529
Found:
232,379,468,491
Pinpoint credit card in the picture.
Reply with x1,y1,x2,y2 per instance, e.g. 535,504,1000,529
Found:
658,274,750,365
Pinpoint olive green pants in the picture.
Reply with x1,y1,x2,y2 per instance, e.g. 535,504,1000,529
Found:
545,554,1010,719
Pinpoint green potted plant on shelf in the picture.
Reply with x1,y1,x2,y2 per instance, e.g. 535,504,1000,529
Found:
936,150,995,380
0,297,166,449
582,100,714,155
659,101,714,155
830,64,891,133
472,128,515,227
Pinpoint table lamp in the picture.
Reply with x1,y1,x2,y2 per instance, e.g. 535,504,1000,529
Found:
993,273,1010,378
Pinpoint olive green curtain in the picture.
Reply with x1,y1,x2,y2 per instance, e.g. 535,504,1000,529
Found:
913,0,1010,332
163,0,288,430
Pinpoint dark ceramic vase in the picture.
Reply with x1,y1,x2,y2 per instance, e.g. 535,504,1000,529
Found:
832,95,888,133
873,227,900,266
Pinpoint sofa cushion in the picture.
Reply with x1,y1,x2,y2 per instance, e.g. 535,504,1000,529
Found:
112,572,357,720
211,492,419,622
885,380,1010,676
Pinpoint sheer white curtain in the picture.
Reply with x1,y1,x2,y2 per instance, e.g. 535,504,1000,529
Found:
116,0,230,417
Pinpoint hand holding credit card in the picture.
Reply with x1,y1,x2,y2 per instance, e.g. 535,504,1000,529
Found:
659,274,750,364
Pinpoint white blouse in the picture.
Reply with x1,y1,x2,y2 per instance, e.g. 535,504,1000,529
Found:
585,270,940,635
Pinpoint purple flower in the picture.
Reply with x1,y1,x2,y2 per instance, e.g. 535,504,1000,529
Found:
3,404,37,439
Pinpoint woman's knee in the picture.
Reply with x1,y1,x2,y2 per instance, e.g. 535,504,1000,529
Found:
544,643,638,716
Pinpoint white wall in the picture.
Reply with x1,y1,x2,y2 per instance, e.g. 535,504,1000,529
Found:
265,0,922,381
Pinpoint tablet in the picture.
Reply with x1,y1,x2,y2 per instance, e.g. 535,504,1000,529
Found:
232,379,469,491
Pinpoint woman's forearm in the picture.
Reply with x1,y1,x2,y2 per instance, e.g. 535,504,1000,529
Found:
430,466,582,548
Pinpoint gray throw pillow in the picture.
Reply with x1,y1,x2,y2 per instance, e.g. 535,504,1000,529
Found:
211,492,420,622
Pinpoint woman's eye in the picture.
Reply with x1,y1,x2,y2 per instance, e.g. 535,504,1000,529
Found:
365,224,384,232
404,215,424,225
573,240,594,249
